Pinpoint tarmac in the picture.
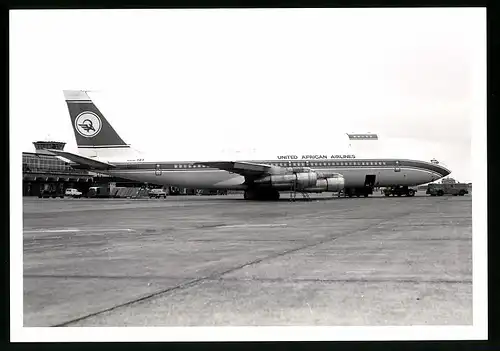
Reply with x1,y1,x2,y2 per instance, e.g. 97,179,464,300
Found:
22,192,472,327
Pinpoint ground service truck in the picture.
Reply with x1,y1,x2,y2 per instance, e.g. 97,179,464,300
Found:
426,183,469,196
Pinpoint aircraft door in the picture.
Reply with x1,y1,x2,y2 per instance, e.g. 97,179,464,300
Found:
155,164,162,176
394,160,401,172
364,174,376,188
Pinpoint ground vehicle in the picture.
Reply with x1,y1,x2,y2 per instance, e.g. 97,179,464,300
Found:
148,188,167,198
38,184,64,198
426,183,469,196
343,186,373,198
87,186,111,198
65,188,82,198
38,189,64,198
383,186,416,197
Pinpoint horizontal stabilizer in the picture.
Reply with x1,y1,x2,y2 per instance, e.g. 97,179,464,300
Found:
46,149,116,170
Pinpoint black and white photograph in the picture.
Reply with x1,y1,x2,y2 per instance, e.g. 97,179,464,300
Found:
10,7,487,341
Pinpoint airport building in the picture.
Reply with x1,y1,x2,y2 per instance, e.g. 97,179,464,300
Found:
22,140,148,196
22,141,95,197
22,140,218,197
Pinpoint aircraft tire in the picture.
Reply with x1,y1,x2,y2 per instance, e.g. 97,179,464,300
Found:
270,190,280,201
244,190,254,200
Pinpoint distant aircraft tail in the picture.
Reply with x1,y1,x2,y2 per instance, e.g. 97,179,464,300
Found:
63,90,135,159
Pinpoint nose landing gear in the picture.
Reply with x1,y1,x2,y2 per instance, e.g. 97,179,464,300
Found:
244,188,280,201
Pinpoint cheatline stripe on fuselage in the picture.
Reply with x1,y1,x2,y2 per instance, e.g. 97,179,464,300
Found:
110,167,444,179
107,159,449,178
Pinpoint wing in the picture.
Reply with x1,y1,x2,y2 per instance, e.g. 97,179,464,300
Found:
195,161,278,180
46,149,116,170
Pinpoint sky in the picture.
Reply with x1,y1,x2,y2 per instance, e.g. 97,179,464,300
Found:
10,8,485,182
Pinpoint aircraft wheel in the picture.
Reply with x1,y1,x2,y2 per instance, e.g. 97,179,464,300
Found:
244,190,256,200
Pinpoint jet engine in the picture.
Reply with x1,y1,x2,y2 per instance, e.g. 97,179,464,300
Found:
253,172,318,189
303,175,345,193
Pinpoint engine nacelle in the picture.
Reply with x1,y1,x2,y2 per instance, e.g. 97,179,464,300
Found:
315,171,338,179
254,172,318,189
303,175,345,193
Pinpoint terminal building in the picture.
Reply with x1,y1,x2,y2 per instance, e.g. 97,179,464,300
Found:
22,141,95,197
22,140,212,197
22,140,148,197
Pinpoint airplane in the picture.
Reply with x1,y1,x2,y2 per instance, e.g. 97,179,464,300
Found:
47,90,452,201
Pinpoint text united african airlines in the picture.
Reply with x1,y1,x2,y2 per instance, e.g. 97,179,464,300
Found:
277,154,356,160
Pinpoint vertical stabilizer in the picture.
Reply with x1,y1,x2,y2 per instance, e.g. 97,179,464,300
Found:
63,90,136,159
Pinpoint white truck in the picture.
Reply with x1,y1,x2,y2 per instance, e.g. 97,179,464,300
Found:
65,188,83,198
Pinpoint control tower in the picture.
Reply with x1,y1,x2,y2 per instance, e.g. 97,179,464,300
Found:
32,140,66,155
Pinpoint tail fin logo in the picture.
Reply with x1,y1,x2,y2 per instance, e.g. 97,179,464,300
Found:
75,112,102,138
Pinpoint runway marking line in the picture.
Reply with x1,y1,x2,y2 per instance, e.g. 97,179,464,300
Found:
24,228,135,233
216,224,288,229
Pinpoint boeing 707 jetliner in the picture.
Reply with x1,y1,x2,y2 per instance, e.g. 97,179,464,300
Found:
47,90,451,200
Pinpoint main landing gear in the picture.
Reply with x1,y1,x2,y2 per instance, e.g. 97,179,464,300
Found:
383,186,416,197
343,187,372,198
244,188,280,201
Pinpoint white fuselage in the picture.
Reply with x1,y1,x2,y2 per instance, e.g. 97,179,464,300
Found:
90,154,449,190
